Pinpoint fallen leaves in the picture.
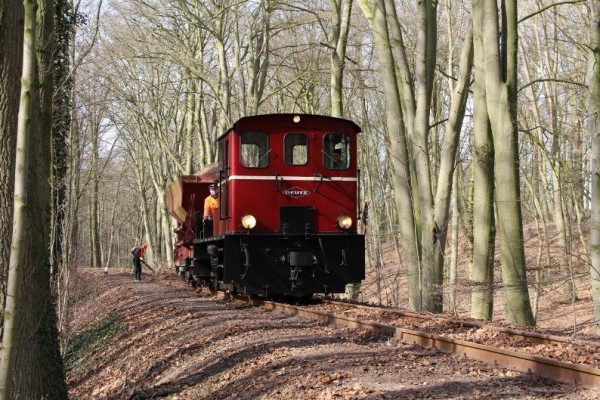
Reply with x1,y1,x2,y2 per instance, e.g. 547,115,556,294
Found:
67,268,600,400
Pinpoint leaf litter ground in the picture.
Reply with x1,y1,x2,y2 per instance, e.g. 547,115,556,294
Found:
66,268,598,399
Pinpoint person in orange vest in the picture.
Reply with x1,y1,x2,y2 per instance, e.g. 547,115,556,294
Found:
131,242,148,281
203,183,219,220
203,183,219,237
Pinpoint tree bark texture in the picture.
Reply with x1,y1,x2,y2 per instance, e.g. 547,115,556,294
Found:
358,0,472,313
0,0,68,397
246,0,270,116
91,121,102,268
470,2,496,321
0,0,24,337
50,0,71,279
430,28,473,312
328,0,359,300
589,0,600,335
479,0,534,326
411,0,440,311
357,0,421,310
328,0,352,118
0,1,36,394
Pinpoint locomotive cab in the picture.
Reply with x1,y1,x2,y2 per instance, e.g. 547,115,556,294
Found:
180,114,365,296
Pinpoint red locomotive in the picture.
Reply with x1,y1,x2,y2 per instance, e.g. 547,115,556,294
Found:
166,114,365,296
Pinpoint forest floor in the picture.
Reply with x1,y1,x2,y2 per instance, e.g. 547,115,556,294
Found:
359,222,597,338
66,267,599,399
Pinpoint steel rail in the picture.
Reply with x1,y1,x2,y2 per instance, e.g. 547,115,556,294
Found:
249,298,600,387
322,299,600,347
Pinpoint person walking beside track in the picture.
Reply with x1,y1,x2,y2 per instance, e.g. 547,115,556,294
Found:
131,243,148,281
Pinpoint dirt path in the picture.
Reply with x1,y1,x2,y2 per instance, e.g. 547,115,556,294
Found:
66,268,598,399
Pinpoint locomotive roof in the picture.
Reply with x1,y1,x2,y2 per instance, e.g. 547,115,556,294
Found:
216,113,361,142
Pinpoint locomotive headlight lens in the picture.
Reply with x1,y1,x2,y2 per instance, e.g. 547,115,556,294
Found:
241,214,257,230
337,214,352,230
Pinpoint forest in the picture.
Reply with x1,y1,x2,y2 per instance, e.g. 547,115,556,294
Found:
1,0,600,398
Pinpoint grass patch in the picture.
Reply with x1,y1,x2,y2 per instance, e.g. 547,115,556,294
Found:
64,313,126,373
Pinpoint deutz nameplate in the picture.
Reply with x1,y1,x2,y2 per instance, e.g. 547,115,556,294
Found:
282,187,310,198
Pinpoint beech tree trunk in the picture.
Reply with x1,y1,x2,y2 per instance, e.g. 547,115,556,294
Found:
478,0,534,326
0,0,68,396
328,0,358,300
358,0,472,312
328,0,352,118
0,0,23,336
470,2,496,320
0,1,37,393
589,0,600,335
357,0,420,309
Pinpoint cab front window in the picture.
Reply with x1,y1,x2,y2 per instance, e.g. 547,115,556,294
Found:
324,133,350,170
240,131,269,168
284,133,308,165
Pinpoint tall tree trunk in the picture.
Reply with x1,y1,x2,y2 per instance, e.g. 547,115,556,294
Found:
328,0,352,118
0,0,68,396
0,1,37,393
357,0,420,310
411,0,439,311
360,0,471,312
184,72,195,175
215,9,230,134
430,28,473,311
50,0,71,279
0,0,24,337
246,0,270,116
588,0,600,335
447,170,459,313
91,142,102,268
328,0,357,299
470,2,495,320
479,0,534,326
104,174,123,269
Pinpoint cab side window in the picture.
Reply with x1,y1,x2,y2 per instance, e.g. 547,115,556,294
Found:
323,133,350,170
240,131,269,168
284,133,308,165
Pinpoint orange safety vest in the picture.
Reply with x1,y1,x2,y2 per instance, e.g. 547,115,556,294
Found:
204,195,219,219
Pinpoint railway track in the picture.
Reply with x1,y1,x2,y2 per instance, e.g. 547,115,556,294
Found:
230,294,600,387
321,299,600,348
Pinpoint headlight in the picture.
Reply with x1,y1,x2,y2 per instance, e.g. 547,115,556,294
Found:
241,214,257,230
337,214,352,230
